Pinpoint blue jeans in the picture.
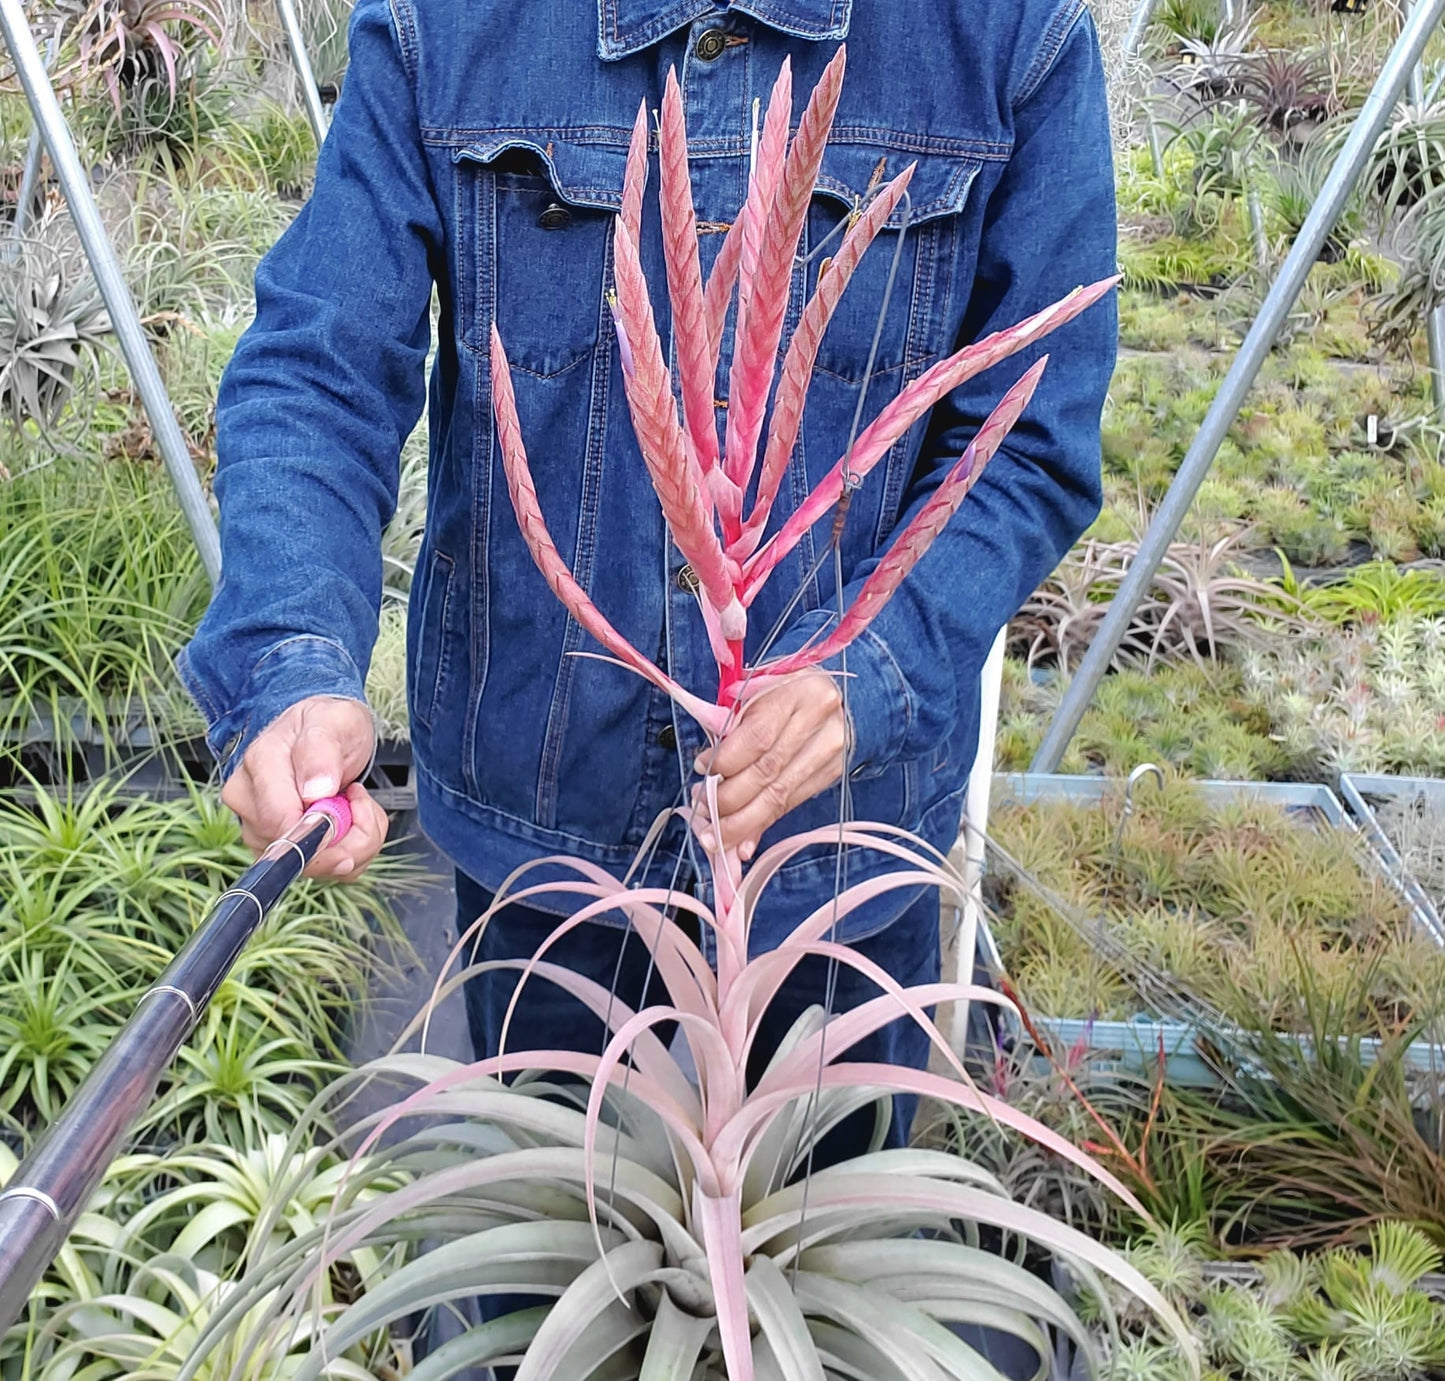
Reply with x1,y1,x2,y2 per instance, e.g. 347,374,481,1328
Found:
455,872,941,1163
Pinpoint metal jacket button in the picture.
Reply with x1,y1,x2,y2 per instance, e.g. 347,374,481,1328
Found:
694,28,727,61
537,203,571,230
675,563,700,593
657,724,678,751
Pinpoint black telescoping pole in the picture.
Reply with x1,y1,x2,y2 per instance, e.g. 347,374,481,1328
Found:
0,796,352,1332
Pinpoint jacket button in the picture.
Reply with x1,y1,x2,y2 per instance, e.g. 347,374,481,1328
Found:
694,28,727,61
657,724,678,751
675,563,700,593
537,203,571,230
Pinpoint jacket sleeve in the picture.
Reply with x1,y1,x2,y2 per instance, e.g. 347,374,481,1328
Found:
771,8,1116,776
176,0,439,777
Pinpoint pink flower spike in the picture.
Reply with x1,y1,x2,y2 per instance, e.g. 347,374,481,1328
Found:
723,47,845,504
733,164,914,562
621,96,648,249
610,220,744,627
703,214,745,373
659,69,722,480
742,275,1118,601
491,324,728,738
753,356,1048,680
722,60,792,492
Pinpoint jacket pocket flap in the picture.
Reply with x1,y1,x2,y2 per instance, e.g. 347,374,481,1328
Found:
453,136,628,212
813,144,981,227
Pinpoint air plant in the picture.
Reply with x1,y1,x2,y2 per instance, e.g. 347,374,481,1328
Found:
42,0,226,112
1235,48,1337,138
177,54,1195,1381
1012,530,1304,673
0,234,110,433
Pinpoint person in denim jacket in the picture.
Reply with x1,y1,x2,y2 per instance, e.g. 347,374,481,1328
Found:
180,0,1117,1145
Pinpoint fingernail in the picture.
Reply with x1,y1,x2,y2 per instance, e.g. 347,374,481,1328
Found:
335,857,355,875
693,756,706,775
696,829,716,851
303,776,338,801
741,840,756,862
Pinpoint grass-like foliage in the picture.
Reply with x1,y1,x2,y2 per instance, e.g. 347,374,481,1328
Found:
185,53,1195,1381
0,455,210,766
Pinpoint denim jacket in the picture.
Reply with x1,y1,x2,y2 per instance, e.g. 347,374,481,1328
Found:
179,0,1117,947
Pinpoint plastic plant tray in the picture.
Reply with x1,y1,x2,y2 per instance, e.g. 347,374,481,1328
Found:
1033,1015,1445,1090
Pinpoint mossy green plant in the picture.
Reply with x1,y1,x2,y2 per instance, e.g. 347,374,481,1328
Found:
986,775,1419,1034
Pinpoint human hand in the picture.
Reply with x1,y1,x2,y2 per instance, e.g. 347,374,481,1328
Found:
692,668,850,861
220,695,388,880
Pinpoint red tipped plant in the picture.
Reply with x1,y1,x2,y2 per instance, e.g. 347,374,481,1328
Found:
195,54,1184,1381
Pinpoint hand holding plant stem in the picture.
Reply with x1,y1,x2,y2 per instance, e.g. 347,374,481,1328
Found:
691,667,847,861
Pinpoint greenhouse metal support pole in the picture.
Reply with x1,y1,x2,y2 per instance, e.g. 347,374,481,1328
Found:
9,32,57,242
1031,0,1445,775
1408,3,1445,419
274,0,328,149
1123,0,1161,61
0,0,221,586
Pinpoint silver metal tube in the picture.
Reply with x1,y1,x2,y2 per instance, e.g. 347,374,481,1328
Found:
1409,2,1445,419
0,805,344,1331
0,0,221,585
9,33,57,241
273,0,328,150
1123,0,1163,61
1031,0,1445,775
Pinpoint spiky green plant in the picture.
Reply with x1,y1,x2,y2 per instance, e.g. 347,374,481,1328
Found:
179,53,1192,1381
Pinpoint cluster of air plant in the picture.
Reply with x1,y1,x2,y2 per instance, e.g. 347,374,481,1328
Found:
983,775,1423,1038
177,55,1195,1381
1011,530,1304,673
1242,614,1445,776
1092,1221,1445,1381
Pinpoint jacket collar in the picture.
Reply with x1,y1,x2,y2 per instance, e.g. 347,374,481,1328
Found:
598,0,850,60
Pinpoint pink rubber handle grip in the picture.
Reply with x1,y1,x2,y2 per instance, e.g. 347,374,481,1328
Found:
304,794,352,844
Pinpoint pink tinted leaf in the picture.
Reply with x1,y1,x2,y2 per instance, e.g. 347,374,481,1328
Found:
740,1063,1146,1217
696,1187,754,1381
492,325,729,738
735,165,914,561
755,357,1046,677
659,69,721,482
743,276,1119,599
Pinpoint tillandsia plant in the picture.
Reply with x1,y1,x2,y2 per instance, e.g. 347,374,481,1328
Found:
178,55,1194,1381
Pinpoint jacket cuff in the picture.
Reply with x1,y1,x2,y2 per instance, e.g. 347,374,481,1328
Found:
765,613,915,779
175,634,368,781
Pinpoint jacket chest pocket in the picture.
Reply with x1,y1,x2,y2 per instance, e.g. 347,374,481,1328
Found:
452,138,627,377
803,146,981,385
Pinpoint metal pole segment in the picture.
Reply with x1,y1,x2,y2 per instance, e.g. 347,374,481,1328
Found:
273,0,328,149
0,0,221,585
1123,0,1163,62
1031,0,1445,775
0,799,350,1332
1409,0,1445,419
9,32,57,242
